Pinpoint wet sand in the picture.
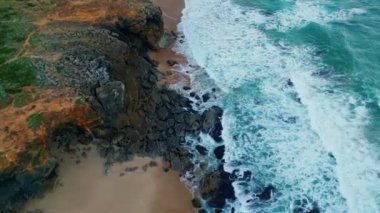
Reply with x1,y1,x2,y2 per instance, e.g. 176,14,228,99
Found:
151,0,190,87
23,148,194,213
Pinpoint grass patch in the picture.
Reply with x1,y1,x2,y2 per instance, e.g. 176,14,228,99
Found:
0,97,12,109
0,85,12,109
55,64,66,75
13,90,33,107
0,22,35,62
0,57,39,93
0,47,18,64
74,98,84,106
27,112,47,130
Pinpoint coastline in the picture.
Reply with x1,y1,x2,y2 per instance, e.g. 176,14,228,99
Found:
150,0,189,87
1,0,231,212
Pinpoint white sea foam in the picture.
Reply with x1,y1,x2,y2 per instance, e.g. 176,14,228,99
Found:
180,0,380,212
263,2,366,32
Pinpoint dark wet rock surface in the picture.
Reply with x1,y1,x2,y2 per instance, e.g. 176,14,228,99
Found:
192,198,203,208
196,145,208,156
96,81,125,119
167,59,178,66
258,184,275,201
201,106,224,142
200,168,235,209
213,145,225,160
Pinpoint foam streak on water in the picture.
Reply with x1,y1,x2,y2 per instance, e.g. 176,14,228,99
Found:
179,0,380,212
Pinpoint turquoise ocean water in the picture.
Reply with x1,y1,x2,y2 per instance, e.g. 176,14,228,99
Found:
178,0,380,212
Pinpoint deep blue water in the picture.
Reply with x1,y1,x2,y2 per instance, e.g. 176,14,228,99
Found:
179,0,380,212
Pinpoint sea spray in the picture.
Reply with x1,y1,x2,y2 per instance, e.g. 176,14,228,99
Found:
178,0,380,212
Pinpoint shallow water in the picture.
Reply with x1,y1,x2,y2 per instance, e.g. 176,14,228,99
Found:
179,0,380,212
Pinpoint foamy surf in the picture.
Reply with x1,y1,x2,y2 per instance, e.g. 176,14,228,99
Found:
179,0,380,212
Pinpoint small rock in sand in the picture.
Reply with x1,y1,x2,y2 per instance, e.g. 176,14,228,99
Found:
167,60,178,66
148,161,158,167
125,167,139,172
142,164,148,172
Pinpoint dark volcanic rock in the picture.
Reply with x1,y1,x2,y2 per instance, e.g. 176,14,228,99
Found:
0,159,57,212
167,60,178,66
200,169,235,208
258,184,275,201
157,106,169,120
243,171,252,181
195,145,208,155
96,81,125,118
286,79,294,87
116,0,164,49
192,198,202,208
213,145,225,160
201,106,224,142
202,93,210,102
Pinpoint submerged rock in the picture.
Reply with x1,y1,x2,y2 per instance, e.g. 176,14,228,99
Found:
202,93,210,102
258,184,275,201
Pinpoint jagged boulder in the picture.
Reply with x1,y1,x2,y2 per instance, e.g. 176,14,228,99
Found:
116,0,164,49
200,169,235,208
201,106,224,142
96,81,126,118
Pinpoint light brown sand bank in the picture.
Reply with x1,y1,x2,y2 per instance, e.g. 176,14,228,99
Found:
23,148,194,213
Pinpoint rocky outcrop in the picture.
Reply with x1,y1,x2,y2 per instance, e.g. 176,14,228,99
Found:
96,81,125,119
0,0,169,212
115,0,164,48
1,0,227,212
201,106,224,142
0,155,57,211
200,168,235,209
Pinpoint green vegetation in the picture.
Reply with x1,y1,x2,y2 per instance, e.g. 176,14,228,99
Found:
0,0,71,108
0,57,39,93
0,1,39,104
55,64,66,75
74,98,84,106
0,0,37,63
27,112,47,130
32,148,47,165
13,90,33,107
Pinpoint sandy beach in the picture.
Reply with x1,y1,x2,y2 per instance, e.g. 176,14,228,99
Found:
23,147,194,213
151,0,189,87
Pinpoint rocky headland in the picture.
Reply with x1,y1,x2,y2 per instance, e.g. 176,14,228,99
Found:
0,0,234,212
